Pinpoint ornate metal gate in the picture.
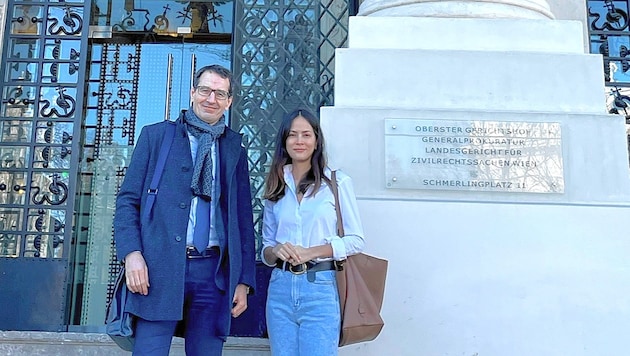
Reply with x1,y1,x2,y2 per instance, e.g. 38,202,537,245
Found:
0,0,357,334
587,0,630,160
232,0,358,257
0,0,89,331
74,0,233,329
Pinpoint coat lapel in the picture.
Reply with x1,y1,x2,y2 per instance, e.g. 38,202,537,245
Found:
215,129,242,290
219,130,242,185
172,119,193,167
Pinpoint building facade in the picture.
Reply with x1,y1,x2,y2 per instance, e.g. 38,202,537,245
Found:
0,0,628,339
0,0,357,336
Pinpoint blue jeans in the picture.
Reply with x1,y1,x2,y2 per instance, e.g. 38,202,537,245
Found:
133,256,226,356
266,268,340,356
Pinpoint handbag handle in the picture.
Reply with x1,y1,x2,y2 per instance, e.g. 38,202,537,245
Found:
330,170,345,238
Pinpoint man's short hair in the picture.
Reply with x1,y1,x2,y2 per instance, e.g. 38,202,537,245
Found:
193,65,233,95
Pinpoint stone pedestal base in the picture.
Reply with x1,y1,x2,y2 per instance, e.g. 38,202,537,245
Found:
322,15,630,356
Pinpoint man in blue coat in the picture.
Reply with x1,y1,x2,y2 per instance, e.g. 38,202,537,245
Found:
114,64,256,355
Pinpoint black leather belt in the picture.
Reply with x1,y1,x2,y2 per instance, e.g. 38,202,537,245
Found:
186,246,219,259
275,260,339,275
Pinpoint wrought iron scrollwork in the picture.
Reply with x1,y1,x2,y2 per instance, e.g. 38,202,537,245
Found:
320,74,334,107
113,8,150,32
233,0,355,254
154,4,171,32
41,121,73,145
40,146,71,169
110,85,133,109
31,209,64,258
5,87,29,106
31,173,68,206
590,0,630,31
48,5,83,35
45,40,81,83
177,2,226,33
608,87,630,116
40,87,76,118
89,43,140,151
102,1,227,35
588,1,630,151
2,0,84,258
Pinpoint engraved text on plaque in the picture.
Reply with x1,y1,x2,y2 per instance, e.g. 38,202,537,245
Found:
384,119,564,193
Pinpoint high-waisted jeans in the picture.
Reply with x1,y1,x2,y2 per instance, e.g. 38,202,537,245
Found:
266,268,340,356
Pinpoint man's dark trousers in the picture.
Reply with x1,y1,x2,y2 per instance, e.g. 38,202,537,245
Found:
132,254,227,356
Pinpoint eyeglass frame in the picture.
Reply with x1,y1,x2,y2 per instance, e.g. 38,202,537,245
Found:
195,86,232,100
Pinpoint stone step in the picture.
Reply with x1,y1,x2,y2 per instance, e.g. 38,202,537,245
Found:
0,331,271,355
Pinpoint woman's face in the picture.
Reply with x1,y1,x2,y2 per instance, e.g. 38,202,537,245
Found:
285,116,316,165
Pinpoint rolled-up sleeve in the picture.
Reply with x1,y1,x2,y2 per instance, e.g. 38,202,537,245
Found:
325,173,365,261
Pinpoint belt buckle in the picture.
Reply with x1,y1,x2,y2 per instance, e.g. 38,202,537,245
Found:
186,246,201,258
334,260,344,271
288,263,308,275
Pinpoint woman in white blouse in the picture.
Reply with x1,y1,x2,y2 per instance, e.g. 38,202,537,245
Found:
261,108,365,355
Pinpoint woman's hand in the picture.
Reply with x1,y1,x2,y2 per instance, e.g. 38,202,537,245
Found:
291,245,317,264
273,244,333,265
272,242,301,265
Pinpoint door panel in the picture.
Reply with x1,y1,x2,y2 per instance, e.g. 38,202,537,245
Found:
0,0,89,332
74,41,230,327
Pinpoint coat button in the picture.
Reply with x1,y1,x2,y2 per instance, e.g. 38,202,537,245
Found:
181,166,190,172
179,203,187,209
175,235,182,242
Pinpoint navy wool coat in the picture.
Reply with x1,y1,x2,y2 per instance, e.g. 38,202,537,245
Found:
113,114,256,338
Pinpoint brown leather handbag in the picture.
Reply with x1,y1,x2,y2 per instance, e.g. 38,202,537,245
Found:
330,171,388,347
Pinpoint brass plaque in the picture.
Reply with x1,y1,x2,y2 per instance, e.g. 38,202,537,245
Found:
385,119,564,193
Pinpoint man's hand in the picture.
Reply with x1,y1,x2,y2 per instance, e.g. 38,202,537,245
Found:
231,283,250,318
124,251,150,295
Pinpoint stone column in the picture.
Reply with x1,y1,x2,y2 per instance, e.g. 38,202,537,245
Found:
359,0,554,19
321,1,630,355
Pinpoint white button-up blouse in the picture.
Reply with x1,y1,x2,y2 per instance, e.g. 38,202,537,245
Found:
262,165,365,266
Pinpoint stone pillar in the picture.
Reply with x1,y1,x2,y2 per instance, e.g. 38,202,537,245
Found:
359,0,555,19
321,1,630,355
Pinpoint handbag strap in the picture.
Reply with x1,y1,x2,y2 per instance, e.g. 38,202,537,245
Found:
330,170,345,237
143,122,176,221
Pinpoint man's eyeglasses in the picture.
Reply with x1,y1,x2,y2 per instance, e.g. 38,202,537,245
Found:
196,86,231,100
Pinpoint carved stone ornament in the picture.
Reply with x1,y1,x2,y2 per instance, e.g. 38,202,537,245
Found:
358,0,555,20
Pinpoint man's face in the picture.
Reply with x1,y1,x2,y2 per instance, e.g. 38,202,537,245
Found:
190,71,233,125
